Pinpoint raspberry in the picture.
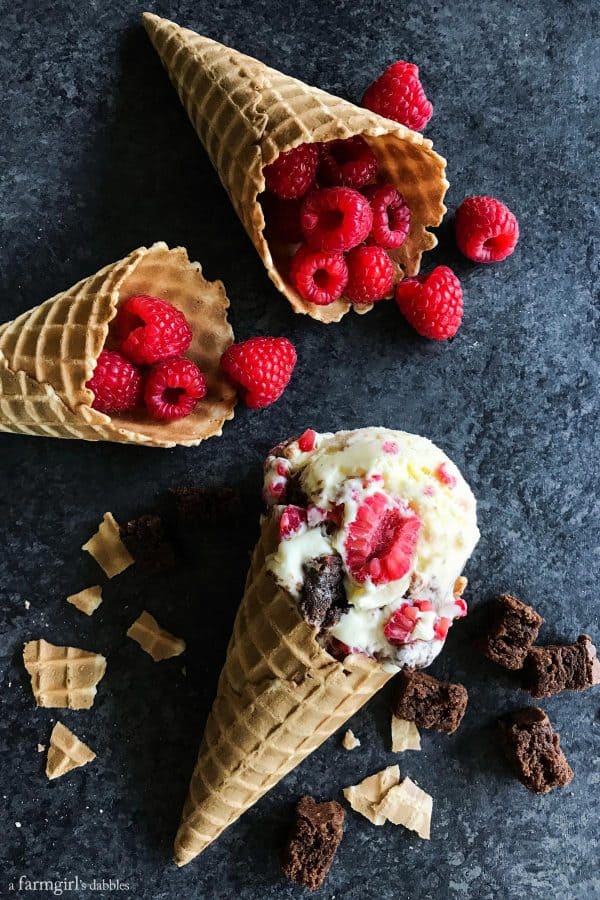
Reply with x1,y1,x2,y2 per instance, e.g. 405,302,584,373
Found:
300,187,373,252
114,295,192,366
144,357,207,421
263,143,319,199
220,337,297,409
433,617,452,640
362,61,433,131
261,194,304,244
86,350,143,414
363,184,411,249
344,492,421,585
318,136,378,189
278,505,307,541
384,603,420,645
395,266,463,340
455,195,519,263
344,245,395,304
289,245,348,305
297,428,317,452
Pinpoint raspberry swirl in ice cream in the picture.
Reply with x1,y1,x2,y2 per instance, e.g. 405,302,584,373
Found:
263,427,480,671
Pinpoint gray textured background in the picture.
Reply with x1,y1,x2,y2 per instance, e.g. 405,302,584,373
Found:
1,1,599,898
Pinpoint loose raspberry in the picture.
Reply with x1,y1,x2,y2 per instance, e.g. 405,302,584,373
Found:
363,184,411,249
384,603,420,645
278,505,307,541
345,492,421,585
318,136,378,189
455,195,519,263
86,350,143,414
433,617,452,640
289,245,348,305
220,337,297,409
362,61,433,131
297,428,317,453
262,194,304,244
263,143,319,199
114,295,192,366
395,266,463,340
144,357,207,421
300,187,373,252
344,245,395,304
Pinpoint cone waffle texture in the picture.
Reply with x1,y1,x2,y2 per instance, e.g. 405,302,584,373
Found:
127,611,186,661
143,14,449,323
23,639,107,709
174,517,391,866
46,722,96,780
0,242,236,446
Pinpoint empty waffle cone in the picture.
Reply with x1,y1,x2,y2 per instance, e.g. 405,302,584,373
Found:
174,516,391,866
143,14,449,324
0,242,236,447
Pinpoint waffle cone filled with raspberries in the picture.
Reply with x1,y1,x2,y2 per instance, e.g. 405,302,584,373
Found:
0,242,236,447
143,14,448,323
174,514,391,866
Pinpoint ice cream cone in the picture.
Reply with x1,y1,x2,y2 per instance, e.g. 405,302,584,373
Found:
174,516,391,865
0,242,236,447
143,14,449,324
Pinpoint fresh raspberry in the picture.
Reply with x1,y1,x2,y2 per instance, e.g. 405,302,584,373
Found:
344,492,421,585
297,428,317,452
318,136,378,189
384,603,420,645
300,187,373,252
362,61,433,131
114,295,192,366
278,505,307,541
344,245,395,304
220,337,297,409
86,350,143,414
144,357,207,421
433,617,452,640
261,194,304,244
395,266,463,340
363,184,411,249
455,195,519,263
289,245,348,305
263,143,319,199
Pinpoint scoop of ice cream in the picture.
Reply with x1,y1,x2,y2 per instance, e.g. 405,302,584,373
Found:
264,428,479,670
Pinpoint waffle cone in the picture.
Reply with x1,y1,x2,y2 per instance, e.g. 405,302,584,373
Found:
174,517,391,866
0,242,236,447
143,14,449,324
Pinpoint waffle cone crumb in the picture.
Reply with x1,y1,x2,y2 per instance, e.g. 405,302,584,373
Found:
126,611,186,661
46,722,96,780
82,513,133,578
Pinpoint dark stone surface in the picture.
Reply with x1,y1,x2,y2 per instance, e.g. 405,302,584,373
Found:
0,1,598,898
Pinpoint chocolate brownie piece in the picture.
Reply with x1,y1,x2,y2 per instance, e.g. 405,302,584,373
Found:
281,795,345,891
299,555,347,629
169,487,241,525
523,634,600,698
119,514,177,574
477,594,543,670
391,667,468,734
499,707,573,794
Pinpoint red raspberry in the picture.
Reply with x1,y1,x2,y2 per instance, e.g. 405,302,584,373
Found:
455,195,519,263
86,350,143,414
263,143,319,199
262,194,304,244
433,617,452,640
300,187,373,252
345,245,395,304
114,295,192,366
345,492,421,585
395,266,463,340
220,337,297,409
318,136,378,189
144,357,207,421
278,505,307,541
289,245,348,305
363,184,411,249
297,428,317,452
362,61,433,131
384,603,420,645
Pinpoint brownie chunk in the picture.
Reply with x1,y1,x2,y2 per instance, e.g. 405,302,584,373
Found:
391,667,468,734
477,594,543,670
281,795,345,891
299,555,347,629
119,514,177,574
523,634,600,698
169,487,241,525
499,707,573,794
